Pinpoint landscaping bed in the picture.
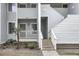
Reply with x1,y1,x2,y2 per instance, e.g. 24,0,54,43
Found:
0,39,39,50
0,40,43,56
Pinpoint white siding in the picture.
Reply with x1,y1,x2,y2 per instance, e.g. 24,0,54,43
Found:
41,4,64,34
1,4,7,43
54,8,68,17
53,15,79,44
7,12,16,21
18,8,38,18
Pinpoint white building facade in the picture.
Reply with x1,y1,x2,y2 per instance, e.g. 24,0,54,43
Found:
0,3,79,50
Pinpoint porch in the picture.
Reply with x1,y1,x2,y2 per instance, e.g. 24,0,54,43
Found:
18,19,38,42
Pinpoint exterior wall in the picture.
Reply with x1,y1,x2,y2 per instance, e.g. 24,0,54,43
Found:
1,3,7,43
54,8,68,17
7,4,17,40
68,3,79,14
7,12,16,21
18,8,38,18
53,15,79,44
41,4,64,38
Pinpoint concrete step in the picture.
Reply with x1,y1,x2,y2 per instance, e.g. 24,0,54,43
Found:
42,39,54,51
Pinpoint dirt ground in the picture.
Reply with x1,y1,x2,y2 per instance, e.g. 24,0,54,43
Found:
0,48,43,56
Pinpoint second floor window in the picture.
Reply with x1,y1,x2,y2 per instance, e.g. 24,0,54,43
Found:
50,3,68,8
8,3,16,12
18,3,37,8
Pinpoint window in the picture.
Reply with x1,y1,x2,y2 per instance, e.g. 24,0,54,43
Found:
31,4,36,8
8,3,16,12
8,3,12,11
18,3,37,8
18,3,26,8
26,3,30,8
27,3,36,8
63,4,68,8
50,3,62,8
20,24,26,31
8,22,15,34
50,3,68,8
31,23,37,34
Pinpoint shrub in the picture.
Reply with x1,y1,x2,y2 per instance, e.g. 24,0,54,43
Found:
6,39,16,44
27,42,37,49
23,43,28,48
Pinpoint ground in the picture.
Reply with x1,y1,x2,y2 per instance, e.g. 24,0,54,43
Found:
0,48,43,56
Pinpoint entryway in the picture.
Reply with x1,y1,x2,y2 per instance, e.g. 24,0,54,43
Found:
41,17,48,39
18,19,38,40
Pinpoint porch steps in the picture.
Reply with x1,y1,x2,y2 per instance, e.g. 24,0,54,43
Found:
42,39,55,51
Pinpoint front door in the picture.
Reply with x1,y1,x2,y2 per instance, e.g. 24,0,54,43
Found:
41,17,48,39
19,23,27,39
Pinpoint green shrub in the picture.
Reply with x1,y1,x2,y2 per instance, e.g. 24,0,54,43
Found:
27,42,37,49
6,39,16,44
23,43,28,48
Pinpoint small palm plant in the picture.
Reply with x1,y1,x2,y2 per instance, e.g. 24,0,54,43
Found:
14,25,21,49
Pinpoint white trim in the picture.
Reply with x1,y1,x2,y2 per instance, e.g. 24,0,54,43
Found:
19,39,37,42
18,17,38,19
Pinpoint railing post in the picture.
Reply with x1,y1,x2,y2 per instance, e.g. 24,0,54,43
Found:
38,3,42,50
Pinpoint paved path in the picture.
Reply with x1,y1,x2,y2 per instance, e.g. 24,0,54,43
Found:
0,49,43,56
42,51,59,56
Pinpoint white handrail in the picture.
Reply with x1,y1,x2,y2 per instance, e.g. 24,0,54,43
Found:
50,29,57,50
39,31,43,50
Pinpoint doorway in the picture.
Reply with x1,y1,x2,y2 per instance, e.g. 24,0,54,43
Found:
41,17,48,39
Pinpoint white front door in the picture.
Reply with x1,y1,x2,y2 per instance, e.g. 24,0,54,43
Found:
19,23,27,39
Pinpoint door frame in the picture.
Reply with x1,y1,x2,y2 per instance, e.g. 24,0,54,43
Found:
41,17,48,39
19,23,27,39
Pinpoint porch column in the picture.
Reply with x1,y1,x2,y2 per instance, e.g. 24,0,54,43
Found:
15,3,18,41
38,3,42,50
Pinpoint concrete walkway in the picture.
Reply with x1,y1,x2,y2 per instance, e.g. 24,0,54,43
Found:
42,51,59,56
